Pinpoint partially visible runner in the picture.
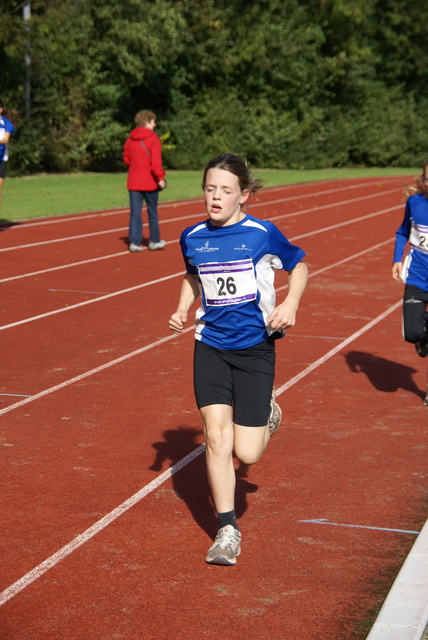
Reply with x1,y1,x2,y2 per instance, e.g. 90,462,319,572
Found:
0,99,15,209
169,153,308,565
392,159,428,405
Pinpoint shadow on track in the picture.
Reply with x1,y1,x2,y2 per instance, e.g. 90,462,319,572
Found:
0,219,20,231
149,425,258,539
343,350,425,401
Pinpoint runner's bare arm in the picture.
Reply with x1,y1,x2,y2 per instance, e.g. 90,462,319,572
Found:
392,262,402,280
169,273,200,334
267,261,308,331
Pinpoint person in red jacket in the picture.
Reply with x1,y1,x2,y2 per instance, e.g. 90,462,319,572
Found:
123,110,167,252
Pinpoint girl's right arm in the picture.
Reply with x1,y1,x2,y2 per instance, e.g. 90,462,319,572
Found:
392,200,412,275
392,262,403,280
169,272,200,335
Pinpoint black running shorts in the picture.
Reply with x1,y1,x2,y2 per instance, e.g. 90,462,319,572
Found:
193,339,276,427
403,284,428,343
0,161,7,179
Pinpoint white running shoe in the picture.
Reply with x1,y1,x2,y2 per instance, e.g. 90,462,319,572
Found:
148,240,166,251
129,243,143,252
268,389,282,436
205,525,241,566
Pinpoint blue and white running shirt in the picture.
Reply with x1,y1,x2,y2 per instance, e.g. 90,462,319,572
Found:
180,213,306,350
394,193,428,291
0,115,15,162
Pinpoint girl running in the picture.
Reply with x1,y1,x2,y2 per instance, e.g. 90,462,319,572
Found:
392,160,428,405
169,153,308,564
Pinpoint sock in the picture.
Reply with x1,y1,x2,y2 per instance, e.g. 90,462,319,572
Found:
217,509,239,531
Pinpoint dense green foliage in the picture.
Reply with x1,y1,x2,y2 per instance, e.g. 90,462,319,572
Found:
1,0,427,173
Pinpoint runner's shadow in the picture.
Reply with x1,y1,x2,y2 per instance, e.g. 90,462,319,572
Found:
0,219,20,231
150,426,258,538
120,235,149,248
343,350,425,400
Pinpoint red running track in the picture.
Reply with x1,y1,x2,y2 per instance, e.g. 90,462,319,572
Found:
0,176,426,640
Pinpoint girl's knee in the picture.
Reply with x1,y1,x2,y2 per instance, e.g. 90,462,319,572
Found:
234,427,269,465
235,448,263,465
204,422,234,457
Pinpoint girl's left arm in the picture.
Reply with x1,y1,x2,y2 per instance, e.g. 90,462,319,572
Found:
267,261,308,331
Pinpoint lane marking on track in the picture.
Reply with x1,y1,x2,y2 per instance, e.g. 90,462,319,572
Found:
0,442,206,607
0,297,403,606
0,251,133,284
1,237,395,402
0,191,398,286
0,270,184,332
0,224,396,334
0,189,401,284
0,326,194,417
299,518,419,536
0,393,32,398
0,237,395,404
0,177,403,230
47,289,109,295
276,204,401,241
274,299,402,396
0,187,399,254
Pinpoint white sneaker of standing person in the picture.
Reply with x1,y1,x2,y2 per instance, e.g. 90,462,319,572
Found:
148,240,166,251
129,243,143,252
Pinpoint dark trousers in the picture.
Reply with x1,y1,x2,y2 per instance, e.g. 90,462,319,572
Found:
128,189,160,245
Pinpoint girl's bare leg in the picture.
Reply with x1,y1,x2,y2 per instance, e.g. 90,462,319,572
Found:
200,404,236,513
234,423,270,464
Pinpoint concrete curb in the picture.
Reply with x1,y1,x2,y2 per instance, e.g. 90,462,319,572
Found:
366,518,428,640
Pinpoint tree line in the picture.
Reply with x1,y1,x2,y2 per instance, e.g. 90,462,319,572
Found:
1,0,427,174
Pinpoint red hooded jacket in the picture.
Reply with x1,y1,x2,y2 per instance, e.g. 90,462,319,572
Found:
123,126,166,191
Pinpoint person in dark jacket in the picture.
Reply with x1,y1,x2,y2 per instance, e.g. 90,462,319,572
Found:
123,110,167,252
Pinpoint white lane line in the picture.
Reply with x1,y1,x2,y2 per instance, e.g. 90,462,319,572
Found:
0,196,203,229
275,300,402,396
0,298,403,606
255,187,398,217
0,251,129,284
0,226,129,252
0,326,194,417
0,441,206,607
47,289,109,295
0,237,394,410
0,187,399,254
1,237,395,409
0,197,400,286
0,270,184,332
275,204,401,240
0,213,396,334
0,178,401,230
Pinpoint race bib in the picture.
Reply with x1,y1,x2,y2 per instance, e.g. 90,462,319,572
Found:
410,223,428,254
199,259,257,306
